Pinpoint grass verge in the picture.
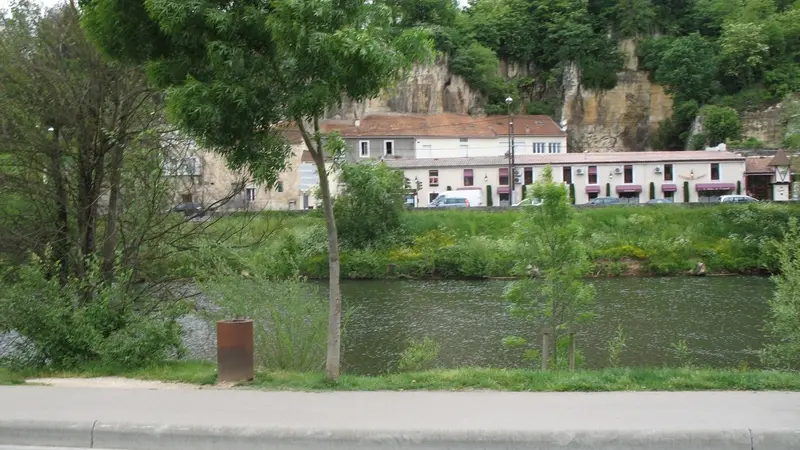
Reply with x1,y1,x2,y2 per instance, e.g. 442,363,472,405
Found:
3,362,799,391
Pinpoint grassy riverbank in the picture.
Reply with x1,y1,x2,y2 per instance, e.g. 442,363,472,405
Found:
181,203,800,279
3,362,799,391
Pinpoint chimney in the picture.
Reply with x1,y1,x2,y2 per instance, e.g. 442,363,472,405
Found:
354,119,360,127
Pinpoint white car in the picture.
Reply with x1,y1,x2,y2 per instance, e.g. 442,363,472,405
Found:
719,195,758,204
513,197,543,207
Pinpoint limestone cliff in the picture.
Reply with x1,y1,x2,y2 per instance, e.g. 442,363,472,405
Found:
561,39,673,152
328,41,788,151
324,57,483,120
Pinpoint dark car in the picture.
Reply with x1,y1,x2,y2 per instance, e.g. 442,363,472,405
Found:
172,202,204,217
586,197,622,206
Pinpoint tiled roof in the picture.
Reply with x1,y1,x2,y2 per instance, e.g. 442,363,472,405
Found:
384,151,745,169
769,149,791,166
746,156,773,174
320,113,565,138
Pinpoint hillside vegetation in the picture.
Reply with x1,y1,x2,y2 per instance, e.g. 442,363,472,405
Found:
391,0,800,149
179,204,800,280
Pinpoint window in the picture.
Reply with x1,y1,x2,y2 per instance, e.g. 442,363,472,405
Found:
459,143,469,156
588,191,599,200
499,168,509,186
664,164,673,181
245,188,256,202
429,192,439,203
514,141,525,154
548,142,561,153
359,140,370,157
276,181,284,193
524,167,534,185
588,166,598,184
664,191,674,201
533,143,545,154
181,193,193,203
459,137,468,142
711,163,720,180
563,166,572,184
463,169,474,186
429,169,439,187
383,140,393,156
624,165,633,184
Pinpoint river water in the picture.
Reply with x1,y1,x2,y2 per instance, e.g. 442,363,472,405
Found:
336,277,772,374
1,276,773,374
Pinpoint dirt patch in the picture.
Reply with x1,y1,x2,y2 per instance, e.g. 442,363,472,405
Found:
25,377,230,390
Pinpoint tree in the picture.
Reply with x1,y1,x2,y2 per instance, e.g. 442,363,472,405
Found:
761,217,800,370
702,105,742,145
719,22,770,84
503,166,595,368
334,162,407,248
82,0,431,379
649,182,656,200
655,33,719,102
385,0,459,27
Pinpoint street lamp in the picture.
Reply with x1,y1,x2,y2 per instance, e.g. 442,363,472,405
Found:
505,96,514,205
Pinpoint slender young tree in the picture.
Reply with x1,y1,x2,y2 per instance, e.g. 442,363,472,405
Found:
81,0,431,379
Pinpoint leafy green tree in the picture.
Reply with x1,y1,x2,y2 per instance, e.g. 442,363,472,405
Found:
335,162,407,248
761,216,800,370
503,166,595,368
719,22,770,84
702,105,742,145
614,0,657,37
449,42,504,95
385,0,459,27
82,0,431,379
655,33,719,102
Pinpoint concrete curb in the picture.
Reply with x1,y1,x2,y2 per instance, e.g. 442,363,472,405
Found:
3,421,800,450
0,421,94,448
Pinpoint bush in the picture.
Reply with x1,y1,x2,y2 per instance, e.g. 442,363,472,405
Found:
334,162,407,249
201,275,331,372
702,105,742,146
0,253,184,369
397,337,440,372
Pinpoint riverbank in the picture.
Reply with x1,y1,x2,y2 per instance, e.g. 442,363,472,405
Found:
181,203,800,279
4,362,800,391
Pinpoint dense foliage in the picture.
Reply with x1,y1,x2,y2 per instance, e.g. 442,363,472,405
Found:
762,217,800,370
387,0,800,147
334,162,408,249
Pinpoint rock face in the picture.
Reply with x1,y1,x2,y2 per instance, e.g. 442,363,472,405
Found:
561,39,673,153
325,57,483,120
327,40,787,151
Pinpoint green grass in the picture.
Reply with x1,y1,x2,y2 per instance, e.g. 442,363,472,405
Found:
4,362,799,391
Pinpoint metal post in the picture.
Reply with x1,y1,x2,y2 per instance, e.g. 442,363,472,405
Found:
541,331,550,371
569,332,576,372
505,96,514,206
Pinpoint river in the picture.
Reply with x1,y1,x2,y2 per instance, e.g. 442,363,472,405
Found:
337,276,771,374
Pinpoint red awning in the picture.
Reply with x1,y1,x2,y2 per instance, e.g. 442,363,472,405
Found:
616,185,642,193
585,185,601,193
696,183,735,192
661,184,677,192
497,186,510,194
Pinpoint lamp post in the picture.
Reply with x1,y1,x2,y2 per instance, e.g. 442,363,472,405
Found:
506,96,514,205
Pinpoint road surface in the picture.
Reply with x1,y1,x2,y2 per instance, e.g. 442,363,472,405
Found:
1,385,799,449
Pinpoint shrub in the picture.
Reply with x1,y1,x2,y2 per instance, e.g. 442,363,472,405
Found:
607,325,627,368
201,275,331,372
683,181,690,203
761,217,800,370
702,105,742,146
486,185,493,206
334,162,407,249
0,253,184,369
397,337,440,372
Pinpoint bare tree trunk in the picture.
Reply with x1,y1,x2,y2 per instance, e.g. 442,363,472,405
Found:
49,126,70,285
101,142,124,282
297,119,341,379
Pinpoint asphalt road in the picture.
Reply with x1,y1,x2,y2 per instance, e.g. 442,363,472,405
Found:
1,386,799,449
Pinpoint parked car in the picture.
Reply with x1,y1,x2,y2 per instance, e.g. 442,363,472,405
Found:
719,195,758,204
513,197,543,207
429,195,470,208
646,198,673,204
586,197,622,206
429,191,482,208
172,202,205,216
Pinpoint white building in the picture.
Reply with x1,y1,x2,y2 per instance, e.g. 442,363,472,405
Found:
387,151,747,206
